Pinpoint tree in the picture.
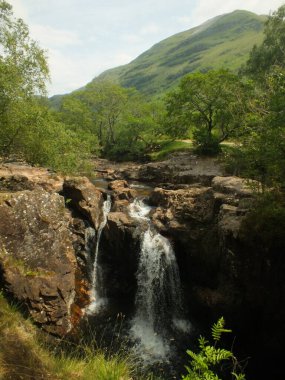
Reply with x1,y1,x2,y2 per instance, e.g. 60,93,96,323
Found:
56,81,164,160
227,66,285,190
79,81,129,148
165,70,250,155
244,5,285,78
0,0,49,155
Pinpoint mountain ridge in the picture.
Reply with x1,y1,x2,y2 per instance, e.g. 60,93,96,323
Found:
49,9,266,105
92,10,266,96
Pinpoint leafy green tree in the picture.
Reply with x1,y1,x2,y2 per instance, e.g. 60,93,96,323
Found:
227,66,285,190
229,5,285,191
80,81,129,148
107,96,162,160
0,0,49,155
56,81,164,160
244,5,285,78
165,70,250,155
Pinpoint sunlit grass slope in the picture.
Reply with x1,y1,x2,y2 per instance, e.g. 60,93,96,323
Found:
0,292,138,380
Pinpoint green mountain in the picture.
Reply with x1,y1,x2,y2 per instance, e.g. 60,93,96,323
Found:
92,10,266,96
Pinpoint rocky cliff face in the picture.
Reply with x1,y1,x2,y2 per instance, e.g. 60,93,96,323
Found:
148,176,255,317
0,167,104,336
146,176,284,378
0,188,76,335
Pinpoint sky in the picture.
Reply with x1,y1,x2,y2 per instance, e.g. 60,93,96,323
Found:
8,0,285,96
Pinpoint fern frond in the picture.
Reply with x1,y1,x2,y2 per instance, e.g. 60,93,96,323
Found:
232,372,246,380
211,317,232,342
183,318,246,380
198,336,208,349
204,345,233,364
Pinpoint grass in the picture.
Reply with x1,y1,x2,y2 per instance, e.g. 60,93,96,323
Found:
0,291,156,380
149,140,193,161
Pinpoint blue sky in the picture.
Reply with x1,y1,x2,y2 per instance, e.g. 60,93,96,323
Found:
9,0,285,96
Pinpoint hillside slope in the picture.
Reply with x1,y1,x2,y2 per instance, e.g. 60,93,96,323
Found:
93,10,266,96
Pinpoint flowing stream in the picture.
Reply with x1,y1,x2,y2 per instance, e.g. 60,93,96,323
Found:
129,199,191,364
87,194,112,314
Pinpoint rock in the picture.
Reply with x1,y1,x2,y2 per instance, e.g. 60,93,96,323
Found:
0,163,63,192
0,189,76,335
212,176,255,197
63,177,104,229
108,180,136,201
99,210,141,311
93,152,225,185
150,186,215,224
218,204,244,239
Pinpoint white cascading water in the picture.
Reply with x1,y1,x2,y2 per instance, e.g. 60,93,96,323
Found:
129,199,191,363
87,194,112,314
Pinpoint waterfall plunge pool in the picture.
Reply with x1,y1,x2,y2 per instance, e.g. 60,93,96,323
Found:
80,185,195,379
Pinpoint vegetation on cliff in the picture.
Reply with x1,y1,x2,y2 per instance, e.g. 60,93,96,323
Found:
0,292,140,380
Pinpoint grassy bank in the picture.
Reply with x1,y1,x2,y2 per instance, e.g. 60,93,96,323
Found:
149,140,193,161
0,292,150,380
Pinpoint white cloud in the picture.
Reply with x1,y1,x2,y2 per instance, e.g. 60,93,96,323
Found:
30,25,81,49
8,0,29,19
177,16,193,26
46,48,134,95
140,23,161,36
121,34,143,44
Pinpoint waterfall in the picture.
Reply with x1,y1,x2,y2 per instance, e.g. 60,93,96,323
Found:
87,194,112,314
129,199,191,363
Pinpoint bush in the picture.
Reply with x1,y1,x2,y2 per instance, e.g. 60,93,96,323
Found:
192,128,221,156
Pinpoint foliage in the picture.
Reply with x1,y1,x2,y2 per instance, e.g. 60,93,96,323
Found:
244,5,285,78
57,81,164,161
226,66,285,189
225,4,285,190
0,1,95,173
240,191,285,252
149,139,193,161
0,291,151,380
0,0,49,155
164,70,251,155
182,317,246,380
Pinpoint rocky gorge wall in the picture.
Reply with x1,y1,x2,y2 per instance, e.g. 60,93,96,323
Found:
0,158,284,378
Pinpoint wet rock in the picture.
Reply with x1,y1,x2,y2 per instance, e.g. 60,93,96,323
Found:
99,210,141,311
0,189,76,335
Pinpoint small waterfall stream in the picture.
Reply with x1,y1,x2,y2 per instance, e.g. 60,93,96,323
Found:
87,194,112,314
129,199,191,364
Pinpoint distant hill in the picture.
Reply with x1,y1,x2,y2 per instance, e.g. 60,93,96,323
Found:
91,10,266,97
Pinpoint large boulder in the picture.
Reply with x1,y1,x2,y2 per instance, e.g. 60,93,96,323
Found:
108,180,136,202
63,177,104,229
0,189,77,335
99,210,141,311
